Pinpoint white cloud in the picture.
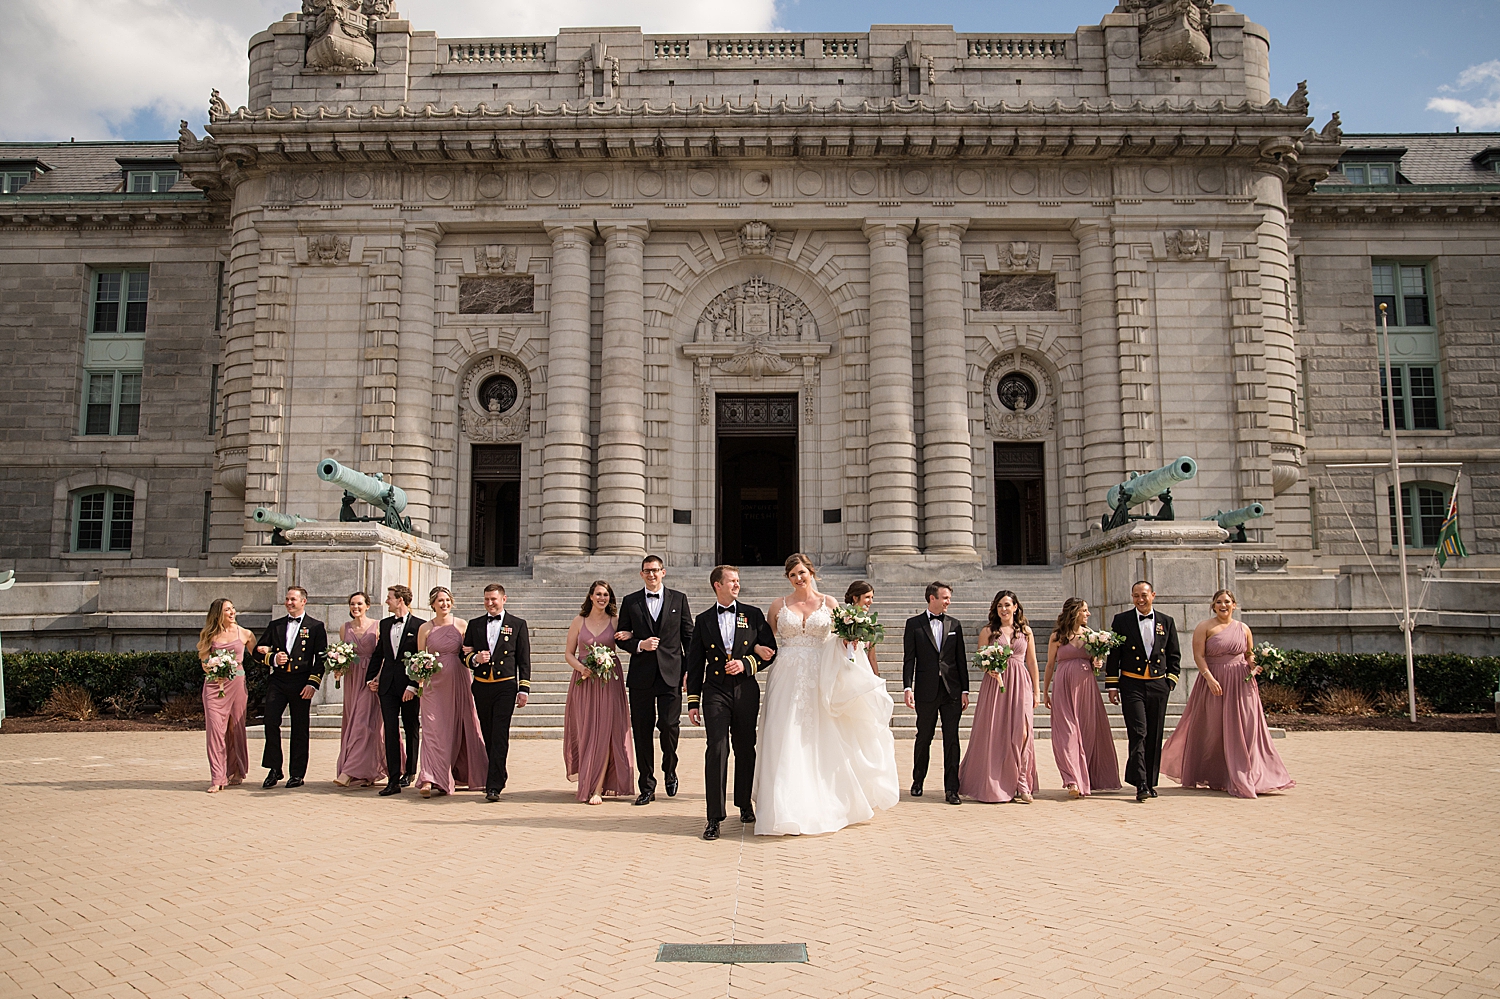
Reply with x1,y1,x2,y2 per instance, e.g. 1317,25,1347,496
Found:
1427,58,1500,130
0,0,778,142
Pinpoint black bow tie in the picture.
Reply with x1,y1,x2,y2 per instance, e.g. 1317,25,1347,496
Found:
647,591,661,599
391,616,404,624
1139,614,1154,622
288,618,302,626
718,605,736,615
487,615,504,622
929,614,943,622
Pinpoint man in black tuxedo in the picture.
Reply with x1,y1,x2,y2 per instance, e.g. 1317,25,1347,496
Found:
462,582,530,802
902,581,970,805
1105,580,1182,802
364,584,424,796
253,585,327,788
685,565,775,841
614,554,693,806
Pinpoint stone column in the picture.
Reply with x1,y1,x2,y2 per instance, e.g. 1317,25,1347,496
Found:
862,220,920,555
1072,220,1126,531
1253,166,1301,522
916,219,978,559
393,224,439,534
596,221,650,556
539,223,594,556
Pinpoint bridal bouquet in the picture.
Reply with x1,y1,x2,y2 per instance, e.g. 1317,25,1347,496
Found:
1250,642,1287,683
1080,629,1125,673
831,603,885,647
972,643,1014,690
203,648,240,697
403,650,442,693
323,641,358,678
578,644,618,684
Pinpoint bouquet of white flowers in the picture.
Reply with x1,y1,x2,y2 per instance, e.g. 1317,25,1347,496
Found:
831,603,885,646
203,648,240,697
324,641,358,678
1080,629,1125,673
403,650,442,693
1250,642,1287,683
972,643,1014,691
578,644,618,684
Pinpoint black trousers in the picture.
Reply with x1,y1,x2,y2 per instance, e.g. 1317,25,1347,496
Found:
378,689,421,783
629,675,681,794
1120,675,1171,791
913,695,963,794
262,675,312,778
702,679,759,823
472,679,518,793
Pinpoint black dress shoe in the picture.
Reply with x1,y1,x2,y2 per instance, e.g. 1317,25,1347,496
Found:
286,777,304,789
909,783,923,797
1148,787,1159,798
485,790,500,803
633,790,656,806
379,783,402,796
399,774,414,787
702,821,720,841
1136,786,1150,803
665,774,679,797
740,807,756,824
945,792,961,805
262,771,282,789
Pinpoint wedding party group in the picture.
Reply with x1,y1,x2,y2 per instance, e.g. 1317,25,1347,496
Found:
195,554,1293,840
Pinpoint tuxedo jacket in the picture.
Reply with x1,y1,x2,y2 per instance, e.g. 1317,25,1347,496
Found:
1104,609,1182,689
902,612,970,704
461,613,532,691
254,615,328,689
684,602,776,708
616,587,693,690
364,613,426,697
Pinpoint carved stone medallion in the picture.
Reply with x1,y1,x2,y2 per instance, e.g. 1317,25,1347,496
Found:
460,354,531,442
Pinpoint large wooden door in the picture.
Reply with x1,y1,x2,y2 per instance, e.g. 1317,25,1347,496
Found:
994,443,1047,566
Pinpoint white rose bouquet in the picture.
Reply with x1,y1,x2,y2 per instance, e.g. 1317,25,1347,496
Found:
1250,642,1287,683
972,643,1014,691
831,603,885,647
403,650,442,693
1080,629,1125,673
578,644,619,684
323,641,358,678
203,648,240,697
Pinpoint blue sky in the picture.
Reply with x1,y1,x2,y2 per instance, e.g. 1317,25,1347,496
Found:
1,0,1495,142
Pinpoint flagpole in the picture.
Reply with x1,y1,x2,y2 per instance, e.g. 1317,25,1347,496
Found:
1379,303,1418,723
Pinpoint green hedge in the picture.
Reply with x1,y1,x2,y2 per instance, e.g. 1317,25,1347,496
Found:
2,650,270,716
1269,651,1500,714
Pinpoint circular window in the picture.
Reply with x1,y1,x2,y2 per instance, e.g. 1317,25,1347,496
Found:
478,374,518,414
996,372,1037,412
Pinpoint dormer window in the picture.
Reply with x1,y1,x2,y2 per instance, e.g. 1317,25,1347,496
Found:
126,168,178,193
1470,147,1500,173
1339,147,1407,186
1343,162,1394,185
2,170,30,193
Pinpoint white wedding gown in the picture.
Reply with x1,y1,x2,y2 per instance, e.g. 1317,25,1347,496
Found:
753,605,900,836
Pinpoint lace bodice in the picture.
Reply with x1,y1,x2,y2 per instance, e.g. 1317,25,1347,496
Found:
777,605,832,648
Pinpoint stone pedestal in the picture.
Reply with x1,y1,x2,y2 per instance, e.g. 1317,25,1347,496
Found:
1064,521,1233,701
274,525,450,705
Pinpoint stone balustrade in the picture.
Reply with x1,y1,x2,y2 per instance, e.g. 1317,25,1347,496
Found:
961,36,1073,61
445,40,550,65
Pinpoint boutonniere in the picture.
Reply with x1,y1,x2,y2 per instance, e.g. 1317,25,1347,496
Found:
736,614,749,629
1155,624,1166,636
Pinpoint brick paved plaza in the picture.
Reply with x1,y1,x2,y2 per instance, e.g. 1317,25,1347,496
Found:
2,730,1497,999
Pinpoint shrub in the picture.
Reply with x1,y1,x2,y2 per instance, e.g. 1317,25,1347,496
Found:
1276,650,1500,714
41,684,97,721
104,689,144,719
1374,689,1434,717
156,695,205,724
1312,686,1376,716
4,651,209,715
1257,682,1304,714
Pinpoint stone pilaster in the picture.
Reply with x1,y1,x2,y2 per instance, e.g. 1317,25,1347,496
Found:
393,224,439,534
1254,167,1303,537
1072,220,1127,531
597,221,650,556
540,223,594,555
220,199,259,545
916,219,978,558
862,219,920,555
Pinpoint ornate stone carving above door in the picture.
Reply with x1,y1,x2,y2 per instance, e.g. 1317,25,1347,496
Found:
984,353,1056,441
459,353,531,442
682,276,831,381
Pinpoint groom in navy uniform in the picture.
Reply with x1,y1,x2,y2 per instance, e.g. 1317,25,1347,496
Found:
1105,580,1181,802
686,565,775,841
902,581,970,805
253,585,327,789
614,554,693,806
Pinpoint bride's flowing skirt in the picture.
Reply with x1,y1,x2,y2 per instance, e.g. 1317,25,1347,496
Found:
754,639,900,836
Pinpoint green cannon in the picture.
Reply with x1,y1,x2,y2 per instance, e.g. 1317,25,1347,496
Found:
1101,456,1198,532
316,459,414,534
1205,502,1265,543
252,507,316,546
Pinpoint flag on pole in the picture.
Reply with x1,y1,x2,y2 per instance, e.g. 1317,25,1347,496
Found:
1436,488,1467,567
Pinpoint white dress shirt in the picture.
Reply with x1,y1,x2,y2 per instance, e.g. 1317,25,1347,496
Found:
645,586,663,624
929,613,944,650
1138,613,1156,657
717,602,737,649
389,616,406,657
486,612,505,654
285,616,303,652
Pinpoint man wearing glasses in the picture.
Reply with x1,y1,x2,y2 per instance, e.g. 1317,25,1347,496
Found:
615,554,694,805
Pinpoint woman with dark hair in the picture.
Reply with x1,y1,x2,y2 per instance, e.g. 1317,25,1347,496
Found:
414,586,488,797
958,590,1041,803
562,580,634,804
198,598,253,793
842,579,882,676
334,591,385,788
1043,598,1121,798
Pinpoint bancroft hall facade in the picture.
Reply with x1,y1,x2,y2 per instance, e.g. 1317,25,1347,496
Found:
1,0,1498,656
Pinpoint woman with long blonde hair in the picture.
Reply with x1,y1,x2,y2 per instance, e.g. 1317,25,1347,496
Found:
198,598,254,793
413,586,488,797
1042,598,1121,798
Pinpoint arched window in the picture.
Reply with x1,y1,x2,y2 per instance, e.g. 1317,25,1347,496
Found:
72,488,134,553
1387,482,1449,549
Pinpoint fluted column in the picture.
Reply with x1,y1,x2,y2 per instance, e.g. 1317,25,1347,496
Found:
393,224,439,534
863,219,919,554
597,221,650,555
1072,220,1126,529
917,219,977,556
540,223,594,555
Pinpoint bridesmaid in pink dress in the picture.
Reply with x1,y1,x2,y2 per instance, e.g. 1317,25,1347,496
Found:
958,589,1041,803
415,587,489,797
1162,589,1295,799
198,598,251,793
334,592,386,788
1043,598,1122,798
562,581,635,804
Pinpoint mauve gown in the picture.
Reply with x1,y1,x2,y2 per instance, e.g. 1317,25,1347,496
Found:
958,631,1040,802
335,621,387,783
415,623,490,794
562,617,635,801
1049,640,1122,795
1161,624,1296,799
202,637,249,787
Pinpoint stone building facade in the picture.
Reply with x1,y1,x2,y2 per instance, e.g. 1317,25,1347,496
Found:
1,1,1496,649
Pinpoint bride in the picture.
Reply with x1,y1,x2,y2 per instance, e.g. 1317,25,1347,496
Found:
754,553,900,836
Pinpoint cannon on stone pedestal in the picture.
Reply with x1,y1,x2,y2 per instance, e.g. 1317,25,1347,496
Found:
1101,456,1198,532
1205,502,1265,543
252,507,316,546
316,459,414,534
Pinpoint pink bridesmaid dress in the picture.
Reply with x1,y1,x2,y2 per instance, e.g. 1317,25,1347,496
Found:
1049,640,1122,795
335,621,386,784
958,630,1039,802
202,637,249,787
1161,624,1296,799
562,617,635,801
415,623,490,795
